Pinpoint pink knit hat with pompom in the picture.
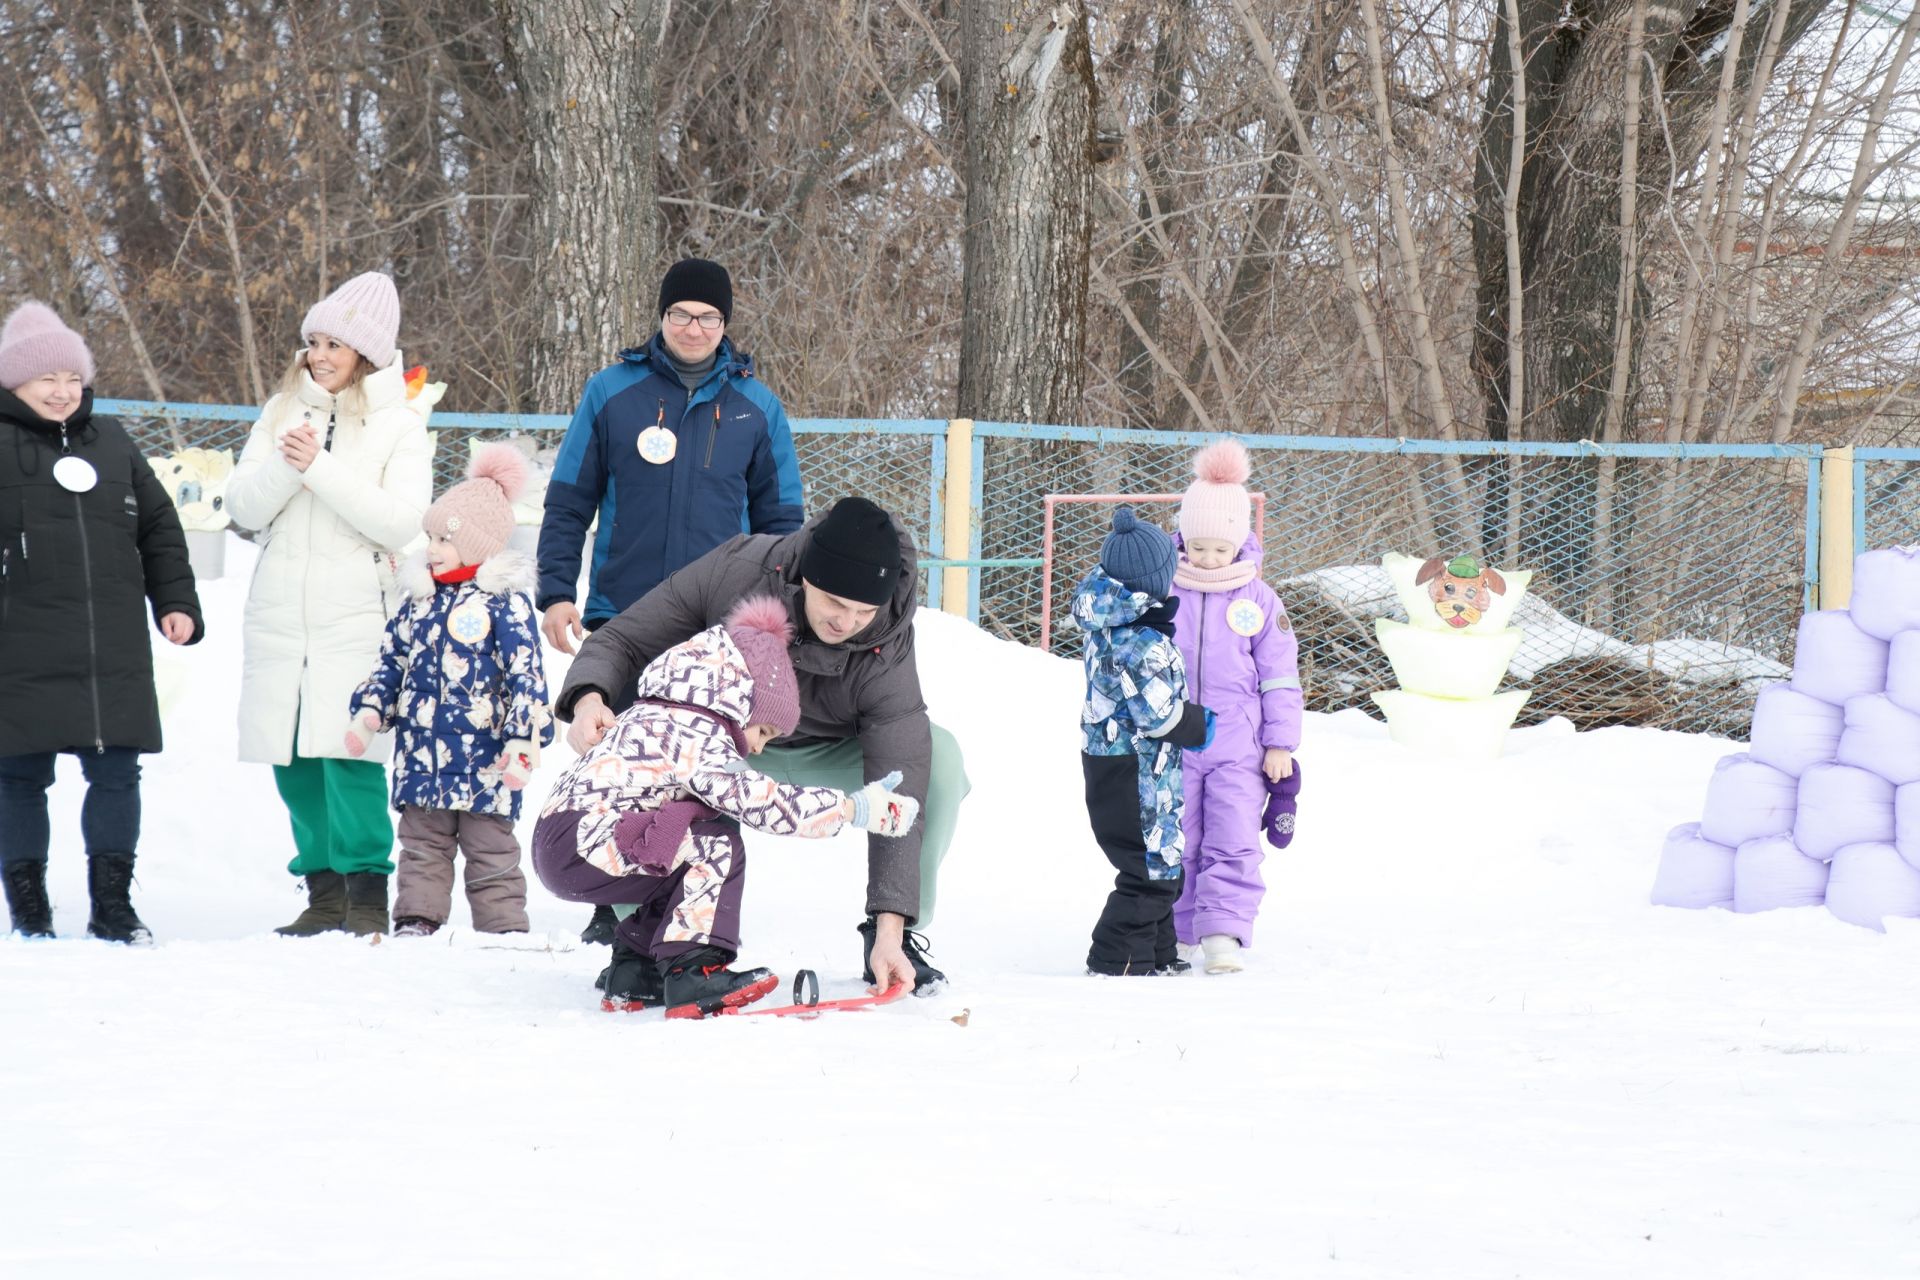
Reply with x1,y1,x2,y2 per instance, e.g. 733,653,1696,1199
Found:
1178,438,1252,548
726,595,802,736
423,442,528,566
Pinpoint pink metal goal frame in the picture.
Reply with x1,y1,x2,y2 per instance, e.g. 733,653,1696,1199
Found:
1038,492,1265,651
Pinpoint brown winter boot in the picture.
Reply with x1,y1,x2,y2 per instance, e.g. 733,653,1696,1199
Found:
276,871,348,936
342,872,390,937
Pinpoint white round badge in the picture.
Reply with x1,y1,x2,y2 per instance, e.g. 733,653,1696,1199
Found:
447,598,493,645
53,456,99,493
637,425,677,465
1227,599,1265,637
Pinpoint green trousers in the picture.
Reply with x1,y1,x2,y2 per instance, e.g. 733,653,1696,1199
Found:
616,722,970,928
273,751,396,877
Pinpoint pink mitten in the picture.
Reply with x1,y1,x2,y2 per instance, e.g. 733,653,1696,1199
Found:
499,739,538,790
343,709,381,757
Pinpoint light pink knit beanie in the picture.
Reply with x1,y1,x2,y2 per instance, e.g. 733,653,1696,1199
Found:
301,271,401,370
726,596,802,736
423,443,528,567
0,302,95,390
1178,438,1252,547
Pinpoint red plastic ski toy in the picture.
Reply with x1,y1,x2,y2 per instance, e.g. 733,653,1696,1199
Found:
721,969,909,1019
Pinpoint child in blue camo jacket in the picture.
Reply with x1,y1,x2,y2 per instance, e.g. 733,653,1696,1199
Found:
1074,507,1214,976
345,443,553,935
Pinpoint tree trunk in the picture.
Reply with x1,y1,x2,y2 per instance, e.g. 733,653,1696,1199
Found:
1471,0,1835,592
956,1,1097,424
497,0,660,413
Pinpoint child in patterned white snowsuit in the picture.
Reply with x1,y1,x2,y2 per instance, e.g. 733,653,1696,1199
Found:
1076,508,1214,976
531,596,919,1017
345,443,553,935
1168,439,1303,974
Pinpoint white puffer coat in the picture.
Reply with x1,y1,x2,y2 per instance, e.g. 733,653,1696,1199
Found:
227,356,433,764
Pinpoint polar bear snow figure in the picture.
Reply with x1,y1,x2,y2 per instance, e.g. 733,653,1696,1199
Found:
1653,546,1920,931
149,447,235,532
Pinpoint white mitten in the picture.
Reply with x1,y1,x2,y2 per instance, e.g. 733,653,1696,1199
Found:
499,739,539,790
343,709,381,757
847,771,920,837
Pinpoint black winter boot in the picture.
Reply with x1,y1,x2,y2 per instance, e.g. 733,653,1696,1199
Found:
276,871,348,936
86,856,152,945
660,946,778,1019
598,938,664,1012
341,872,390,937
858,917,946,995
2,861,54,938
580,904,617,946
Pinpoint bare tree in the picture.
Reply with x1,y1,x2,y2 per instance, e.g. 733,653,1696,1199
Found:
955,1,1098,424
496,0,661,411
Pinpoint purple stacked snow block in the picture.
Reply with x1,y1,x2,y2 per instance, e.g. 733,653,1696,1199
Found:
1847,547,1920,641
1793,762,1896,861
1733,834,1831,912
1788,610,1889,706
1896,784,1920,873
1836,694,1920,787
1885,632,1920,717
1699,753,1797,847
1824,842,1920,932
1652,824,1735,909
1748,685,1845,777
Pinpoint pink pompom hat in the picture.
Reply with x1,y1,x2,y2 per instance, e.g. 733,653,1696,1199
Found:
1178,438,1253,548
725,595,802,736
423,442,529,566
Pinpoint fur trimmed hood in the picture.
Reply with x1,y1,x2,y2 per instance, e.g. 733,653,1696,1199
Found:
401,547,538,600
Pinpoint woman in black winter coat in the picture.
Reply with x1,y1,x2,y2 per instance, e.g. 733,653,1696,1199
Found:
0,302,203,942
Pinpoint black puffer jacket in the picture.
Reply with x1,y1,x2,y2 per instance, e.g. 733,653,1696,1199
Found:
0,387,203,754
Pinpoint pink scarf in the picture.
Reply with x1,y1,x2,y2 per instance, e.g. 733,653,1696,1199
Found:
1174,559,1260,593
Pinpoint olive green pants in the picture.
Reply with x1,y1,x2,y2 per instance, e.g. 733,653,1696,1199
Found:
614,723,969,928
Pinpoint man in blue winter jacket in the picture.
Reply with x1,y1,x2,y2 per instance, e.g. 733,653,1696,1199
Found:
538,257,805,653
538,258,806,944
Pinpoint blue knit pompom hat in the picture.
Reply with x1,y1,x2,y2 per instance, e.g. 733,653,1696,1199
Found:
1100,506,1176,601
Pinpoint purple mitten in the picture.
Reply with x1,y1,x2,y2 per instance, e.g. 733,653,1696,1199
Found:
1262,758,1303,848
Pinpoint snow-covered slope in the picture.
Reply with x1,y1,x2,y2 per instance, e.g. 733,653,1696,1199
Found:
3,535,1915,1279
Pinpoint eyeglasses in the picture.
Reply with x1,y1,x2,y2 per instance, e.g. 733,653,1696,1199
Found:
666,309,725,331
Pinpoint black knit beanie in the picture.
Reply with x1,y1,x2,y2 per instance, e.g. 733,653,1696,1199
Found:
658,258,733,324
800,497,904,606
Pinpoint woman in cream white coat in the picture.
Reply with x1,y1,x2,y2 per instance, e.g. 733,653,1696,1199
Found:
226,271,432,937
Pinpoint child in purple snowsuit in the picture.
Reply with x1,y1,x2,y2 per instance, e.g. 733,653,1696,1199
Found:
1168,439,1302,974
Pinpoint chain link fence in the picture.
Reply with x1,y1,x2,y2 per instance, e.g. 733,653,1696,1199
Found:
1856,449,1920,553
972,424,1820,738
106,400,1825,737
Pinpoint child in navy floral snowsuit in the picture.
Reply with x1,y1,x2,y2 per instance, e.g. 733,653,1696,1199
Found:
1076,508,1213,976
346,443,552,935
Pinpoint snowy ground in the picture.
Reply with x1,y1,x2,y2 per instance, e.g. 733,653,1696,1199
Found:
4,535,1917,1279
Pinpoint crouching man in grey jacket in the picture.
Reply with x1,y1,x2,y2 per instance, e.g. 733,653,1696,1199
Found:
555,496,970,997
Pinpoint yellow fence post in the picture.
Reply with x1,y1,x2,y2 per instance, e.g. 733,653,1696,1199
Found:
1818,445,1855,610
942,418,975,618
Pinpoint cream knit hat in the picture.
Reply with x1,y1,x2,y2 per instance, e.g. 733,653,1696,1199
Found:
301,271,401,369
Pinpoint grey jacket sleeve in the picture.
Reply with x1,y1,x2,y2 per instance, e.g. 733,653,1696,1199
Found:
854,641,934,921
